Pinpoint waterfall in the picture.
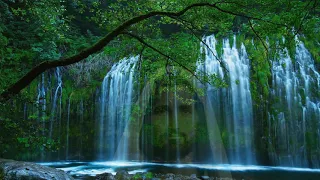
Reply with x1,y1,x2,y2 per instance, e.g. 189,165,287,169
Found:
92,35,318,167
192,78,196,160
49,67,63,139
174,80,180,162
197,35,255,164
66,94,72,160
270,39,320,167
36,73,46,134
41,74,47,135
79,99,83,160
98,56,138,161
140,80,152,161
224,37,254,164
36,73,47,160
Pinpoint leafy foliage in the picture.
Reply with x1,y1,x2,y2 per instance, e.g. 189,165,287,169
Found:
0,0,318,160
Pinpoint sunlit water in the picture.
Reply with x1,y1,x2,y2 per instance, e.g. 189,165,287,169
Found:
196,35,255,164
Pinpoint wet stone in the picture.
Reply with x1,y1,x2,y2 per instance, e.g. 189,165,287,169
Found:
115,170,130,180
96,173,115,180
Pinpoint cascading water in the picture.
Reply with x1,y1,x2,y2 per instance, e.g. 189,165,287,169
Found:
98,56,138,161
36,73,46,135
192,78,196,159
270,39,320,167
69,34,319,169
197,35,255,164
36,73,47,160
174,80,180,162
66,94,72,160
50,67,63,139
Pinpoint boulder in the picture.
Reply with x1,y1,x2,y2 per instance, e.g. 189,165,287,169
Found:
115,170,130,180
0,158,74,180
189,174,200,180
96,172,115,180
165,173,175,179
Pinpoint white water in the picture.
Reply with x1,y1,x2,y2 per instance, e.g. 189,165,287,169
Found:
98,56,138,161
197,35,255,164
270,39,320,167
38,161,320,178
50,67,63,139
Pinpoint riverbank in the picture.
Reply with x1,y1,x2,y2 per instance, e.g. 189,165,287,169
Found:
95,171,237,180
0,158,74,180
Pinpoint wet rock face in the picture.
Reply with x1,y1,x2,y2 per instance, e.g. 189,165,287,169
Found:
0,159,74,180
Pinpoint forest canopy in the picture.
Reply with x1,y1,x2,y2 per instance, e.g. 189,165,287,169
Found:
0,0,319,102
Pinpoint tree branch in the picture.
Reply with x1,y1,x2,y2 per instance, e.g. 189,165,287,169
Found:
289,0,316,41
138,45,146,70
0,1,288,102
170,16,228,72
121,32,208,85
248,19,272,69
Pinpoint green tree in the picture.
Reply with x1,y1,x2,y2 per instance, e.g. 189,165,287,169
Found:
0,0,318,102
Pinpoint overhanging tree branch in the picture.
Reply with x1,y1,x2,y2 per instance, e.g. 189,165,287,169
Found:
121,32,204,84
138,45,146,71
248,19,269,55
289,0,317,42
248,19,272,69
0,1,289,102
170,16,228,72
122,32,227,89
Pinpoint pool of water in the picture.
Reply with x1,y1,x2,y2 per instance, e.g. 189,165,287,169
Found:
38,161,320,180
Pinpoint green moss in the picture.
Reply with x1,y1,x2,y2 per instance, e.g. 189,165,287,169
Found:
215,40,223,57
145,172,153,179
228,34,235,48
235,34,245,50
0,167,4,180
195,123,209,143
133,173,142,180
301,37,320,63
244,38,271,104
